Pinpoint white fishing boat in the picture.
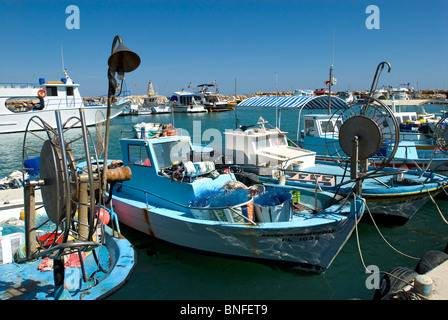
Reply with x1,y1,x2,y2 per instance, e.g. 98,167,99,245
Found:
0,70,126,133
109,123,365,273
195,82,232,112
143,96,171,114
168,90,207,113
294,89,314,96
121,101,152,115
337,91,355,103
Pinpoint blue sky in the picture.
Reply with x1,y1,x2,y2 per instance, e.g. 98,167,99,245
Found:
0,0,447,97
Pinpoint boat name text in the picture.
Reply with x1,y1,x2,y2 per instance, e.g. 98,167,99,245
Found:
262,229,336,242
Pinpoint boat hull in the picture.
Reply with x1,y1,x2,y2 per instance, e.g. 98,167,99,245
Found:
172,106,207,113
259,165,446,225
150,105,172,114
111,188,364,273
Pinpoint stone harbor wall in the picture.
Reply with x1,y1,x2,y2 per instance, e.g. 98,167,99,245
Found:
79,89,447,105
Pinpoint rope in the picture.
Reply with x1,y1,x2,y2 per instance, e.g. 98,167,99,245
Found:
353,191,368,271
353,190,420,277
426,183,448,225
366,201,419,260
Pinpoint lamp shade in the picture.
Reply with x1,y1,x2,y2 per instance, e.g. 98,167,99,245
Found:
107,36,140,73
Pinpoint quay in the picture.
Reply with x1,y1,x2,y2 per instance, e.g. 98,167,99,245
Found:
400,259,448,300
375,250,448,300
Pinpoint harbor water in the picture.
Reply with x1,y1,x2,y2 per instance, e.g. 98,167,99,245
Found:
1,106,448,300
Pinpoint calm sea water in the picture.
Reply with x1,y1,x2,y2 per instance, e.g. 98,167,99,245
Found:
1,106,448,301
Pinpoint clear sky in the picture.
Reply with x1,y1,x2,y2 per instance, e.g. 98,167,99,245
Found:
0,0,447,97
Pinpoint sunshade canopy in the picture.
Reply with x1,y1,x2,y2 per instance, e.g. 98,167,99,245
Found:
237,95,348,110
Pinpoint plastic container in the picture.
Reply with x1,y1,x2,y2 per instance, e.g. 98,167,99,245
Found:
254,190,293,222
0,232,24,265
190,189,254,223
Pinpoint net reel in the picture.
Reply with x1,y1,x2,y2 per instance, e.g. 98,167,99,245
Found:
324,96,400,176
21,109,106,262
323,62,401,194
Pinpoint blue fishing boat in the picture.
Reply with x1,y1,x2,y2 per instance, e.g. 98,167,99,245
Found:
109,123,365,273
0,110,136,300
299,113,448,176
0,187,135,300
0,34,140,300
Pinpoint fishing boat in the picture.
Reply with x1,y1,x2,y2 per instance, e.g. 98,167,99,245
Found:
294,89,314,96
299,113,448,176
231,95,448,224
337,91,355,104
122,101,152,115
195,82,232,112
0,186,135,300
0,104,136,299
0,70,127,133
168,90,207,113
109,123,365,273
150,103,172,114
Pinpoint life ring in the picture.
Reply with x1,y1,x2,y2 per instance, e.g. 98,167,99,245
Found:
38,89,46,98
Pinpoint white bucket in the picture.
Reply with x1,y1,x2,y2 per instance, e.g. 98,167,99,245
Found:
190,198,254,223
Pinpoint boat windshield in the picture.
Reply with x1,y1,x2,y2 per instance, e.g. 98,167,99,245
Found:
153,140,192,168
320,120,343,134
255,133,287,149
204,95,219,103
269,134,287,147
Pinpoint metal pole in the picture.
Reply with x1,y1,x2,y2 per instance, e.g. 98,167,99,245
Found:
350,136,362,195
55,110,72,248
24,180,36,259
78,108,96,240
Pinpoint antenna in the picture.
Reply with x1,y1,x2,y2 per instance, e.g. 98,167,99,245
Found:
327,30,336,115
331,30,335,66
61,46,65,71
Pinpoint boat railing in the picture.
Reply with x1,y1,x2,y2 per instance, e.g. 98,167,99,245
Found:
232,164,410,190
44,98,84,110
0,82,40,89
117,181,256,224
118,182,190,211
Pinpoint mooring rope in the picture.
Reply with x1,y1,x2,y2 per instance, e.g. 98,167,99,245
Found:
365,202,419,260
428,183,448,225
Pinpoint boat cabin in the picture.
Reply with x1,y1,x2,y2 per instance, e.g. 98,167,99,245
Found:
224,121,315,173
299,114,345,156
119,124,234,210
0,70,84,114
169,92,201,106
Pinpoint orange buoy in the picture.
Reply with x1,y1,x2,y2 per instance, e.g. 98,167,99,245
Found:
37,89,46,98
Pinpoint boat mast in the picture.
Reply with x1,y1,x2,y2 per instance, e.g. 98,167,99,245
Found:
327,31,335,115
